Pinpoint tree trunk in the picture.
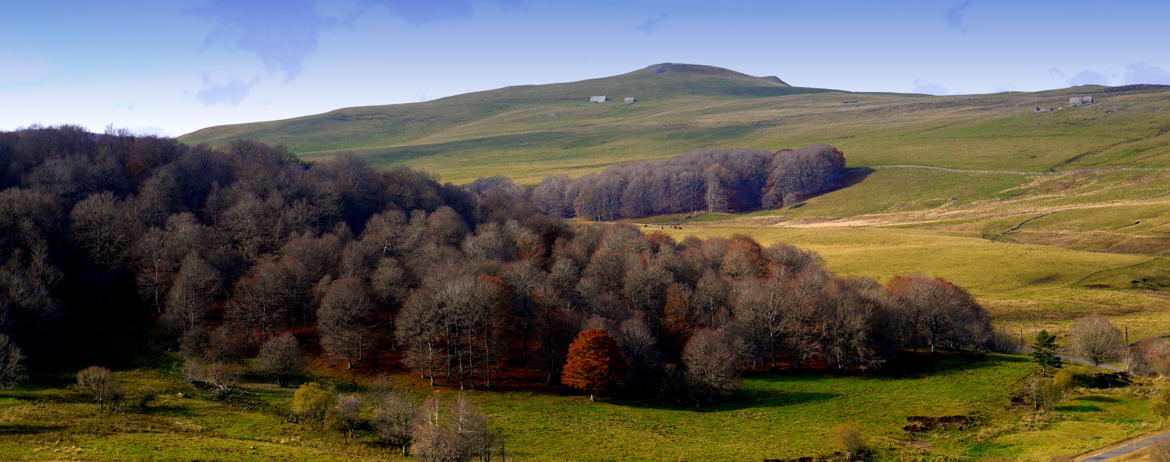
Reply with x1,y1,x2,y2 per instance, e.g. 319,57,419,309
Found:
589,393,595,402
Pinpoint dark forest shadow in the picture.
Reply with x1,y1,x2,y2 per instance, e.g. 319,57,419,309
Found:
610,389,839,413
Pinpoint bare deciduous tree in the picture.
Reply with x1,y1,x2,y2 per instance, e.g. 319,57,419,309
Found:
318,278,377,369
0,335,25,388
1068,313,1124,366
328,393,363,443
256,332,305,387
375,389,418,456
683,329,746,403
77,366,124,412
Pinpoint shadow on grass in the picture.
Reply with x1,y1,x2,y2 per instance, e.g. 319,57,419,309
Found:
1077,395,1119,403
147,405,196,417
872,351,1028,380
839,167,876,190
0,424,66,435
1,389,89,405
1055,404,1103,413
611,389,839,413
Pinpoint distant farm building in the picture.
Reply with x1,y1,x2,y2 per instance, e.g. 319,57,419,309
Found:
1069,96,1094,106
589,95,608,103
623,97,637,104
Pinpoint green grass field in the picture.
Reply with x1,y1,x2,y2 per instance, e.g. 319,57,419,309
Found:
0,355,1158,461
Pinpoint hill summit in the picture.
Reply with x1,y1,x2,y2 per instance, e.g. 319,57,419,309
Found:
635,63,789,86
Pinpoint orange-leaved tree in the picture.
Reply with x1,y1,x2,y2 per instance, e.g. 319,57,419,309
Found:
562,328,625,401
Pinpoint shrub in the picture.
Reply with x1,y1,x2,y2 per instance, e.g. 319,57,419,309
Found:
987,329,1024,354
829,421,865,460
411,393,495,462
1127,337,1170,376
76,366,124,412
1028,377,1063,410
292,382,334,422
184,360,245,398
132,386,159,411
1151,387,1170,426
1051,370,1076,397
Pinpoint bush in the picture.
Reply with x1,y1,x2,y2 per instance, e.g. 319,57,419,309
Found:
1026,376,1063,410
829,421,865,460
76,366,124,412
184,360,244,398
1151,386,1170,425
131,386,159,411
1127,337,1170,376
292,382,334,422
1051,370,1076,397
987,329,1024,354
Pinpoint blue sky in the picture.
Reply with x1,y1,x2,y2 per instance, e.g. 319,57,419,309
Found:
3,0,1169,136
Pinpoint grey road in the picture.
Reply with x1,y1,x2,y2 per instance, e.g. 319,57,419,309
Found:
1079,430,1170,461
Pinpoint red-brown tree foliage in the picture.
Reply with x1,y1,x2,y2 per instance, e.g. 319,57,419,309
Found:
561,328,625,400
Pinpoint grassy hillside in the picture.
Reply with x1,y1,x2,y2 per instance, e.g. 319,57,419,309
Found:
180,63,823,162
180,64,1170,186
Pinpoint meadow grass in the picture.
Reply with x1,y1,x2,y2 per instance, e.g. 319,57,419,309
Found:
0,369,406,462
0,354,1158,461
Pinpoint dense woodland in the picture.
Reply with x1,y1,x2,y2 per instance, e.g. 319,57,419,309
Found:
531,145,847,220
0,127,993,404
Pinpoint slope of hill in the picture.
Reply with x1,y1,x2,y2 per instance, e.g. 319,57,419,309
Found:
180,63,826,160
180,64,1170,186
